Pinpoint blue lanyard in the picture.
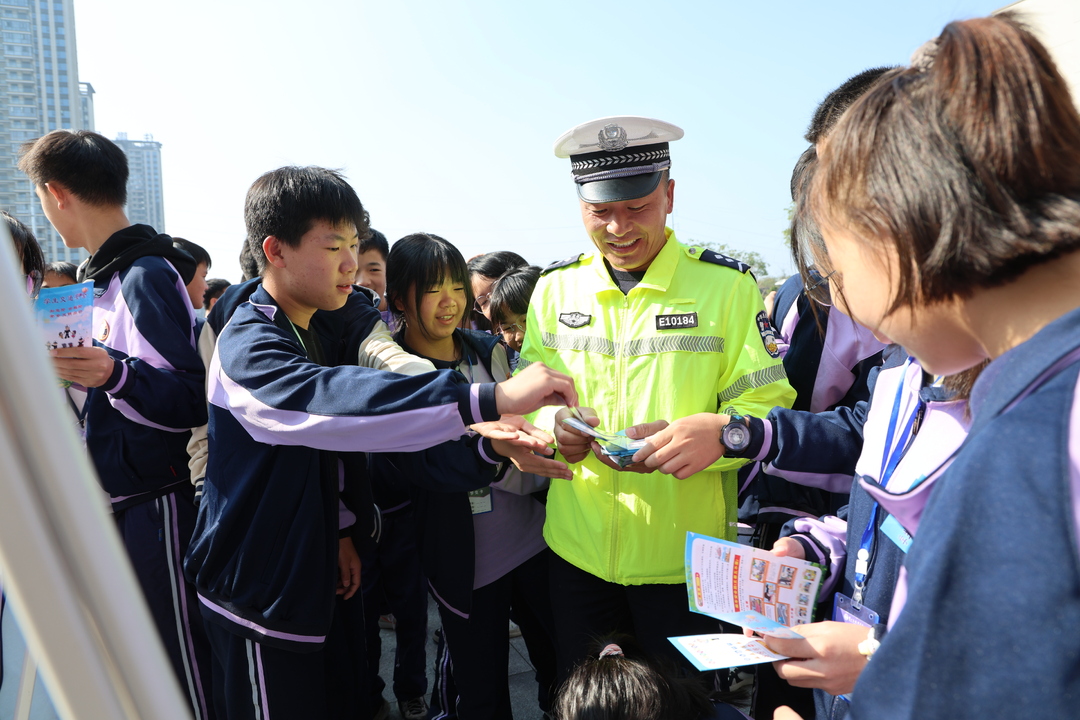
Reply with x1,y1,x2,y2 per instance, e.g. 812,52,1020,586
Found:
854,358,923,602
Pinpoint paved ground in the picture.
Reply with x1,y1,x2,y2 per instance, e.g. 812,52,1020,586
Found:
372,595,546,720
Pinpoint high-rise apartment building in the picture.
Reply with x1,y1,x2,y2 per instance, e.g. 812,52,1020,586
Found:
114,132,164,232
0,0,91,264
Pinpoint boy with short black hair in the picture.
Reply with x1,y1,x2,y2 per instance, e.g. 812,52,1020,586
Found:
185,165,574,719
19,129,214,720
172,237,213,311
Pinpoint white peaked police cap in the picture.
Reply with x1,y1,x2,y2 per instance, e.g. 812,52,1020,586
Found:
553,116,684,203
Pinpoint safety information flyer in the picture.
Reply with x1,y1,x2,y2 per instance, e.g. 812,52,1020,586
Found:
34,281,94,388
685,532,824,637
669,633,791,671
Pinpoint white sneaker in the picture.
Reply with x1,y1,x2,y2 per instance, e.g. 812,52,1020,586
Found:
509,620,522,638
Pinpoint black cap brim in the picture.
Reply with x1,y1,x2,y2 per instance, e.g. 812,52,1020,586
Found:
576,171,663,204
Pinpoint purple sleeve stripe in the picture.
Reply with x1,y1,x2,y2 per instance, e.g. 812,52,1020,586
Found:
759,506,815,519
214,367,467,452
100,359,127,394
197,594,325,644
110,396,192,432
763,465,854,494
792,515,848,596
97,287,181,372
470,384,483,424
338,459,356,530
752,419,774,463
1070,373,1080,556
427,581,469,620
792,535,825,565
477,437,502,466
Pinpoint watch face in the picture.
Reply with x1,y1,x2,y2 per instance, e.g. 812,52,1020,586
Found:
725,424,749,450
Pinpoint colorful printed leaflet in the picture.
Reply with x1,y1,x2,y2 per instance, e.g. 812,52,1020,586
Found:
34,281,94,389
560,416,646,467
669,633,790,671
685,532,823,638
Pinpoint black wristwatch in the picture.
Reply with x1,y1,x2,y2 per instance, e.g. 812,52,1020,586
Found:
721,414,752,455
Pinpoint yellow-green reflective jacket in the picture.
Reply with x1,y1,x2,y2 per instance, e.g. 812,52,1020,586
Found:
519,229,796,585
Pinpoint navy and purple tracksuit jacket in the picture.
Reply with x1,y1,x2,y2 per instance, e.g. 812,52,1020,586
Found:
185,284,500,653
78,224,204,510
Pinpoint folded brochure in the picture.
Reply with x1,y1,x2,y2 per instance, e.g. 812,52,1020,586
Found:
683,531,824,639
669,633,790,671
34,280,94,389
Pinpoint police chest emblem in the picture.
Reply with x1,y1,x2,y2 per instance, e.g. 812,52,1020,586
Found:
655,312,698,331
757,311,780,358
559,312,591,328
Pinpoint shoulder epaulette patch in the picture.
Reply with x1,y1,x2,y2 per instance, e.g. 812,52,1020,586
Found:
541,253,584,275
697,249,752,276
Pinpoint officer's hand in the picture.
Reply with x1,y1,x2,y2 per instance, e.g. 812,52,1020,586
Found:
631,413,725,479
589,441,655,474
495,363,578,416
553,406,599,464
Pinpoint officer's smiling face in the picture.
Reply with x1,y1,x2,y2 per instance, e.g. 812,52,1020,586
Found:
580,178,674,272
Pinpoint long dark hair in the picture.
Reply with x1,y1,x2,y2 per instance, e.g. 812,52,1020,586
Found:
386,232,473,341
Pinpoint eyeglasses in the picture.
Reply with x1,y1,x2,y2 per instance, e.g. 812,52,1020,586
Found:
804,266,836,307
473,294,490,313
496,321,526,336
25,270,42,299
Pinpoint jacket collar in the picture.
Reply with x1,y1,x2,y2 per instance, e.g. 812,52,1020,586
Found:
968,304,1080,434
589,226,680,294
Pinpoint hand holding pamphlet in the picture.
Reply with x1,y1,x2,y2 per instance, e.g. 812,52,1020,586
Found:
668,633,791,671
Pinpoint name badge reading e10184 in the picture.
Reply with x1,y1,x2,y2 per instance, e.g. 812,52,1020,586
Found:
655,312,698,330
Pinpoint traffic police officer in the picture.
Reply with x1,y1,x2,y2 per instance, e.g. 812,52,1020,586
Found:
519,116,796,679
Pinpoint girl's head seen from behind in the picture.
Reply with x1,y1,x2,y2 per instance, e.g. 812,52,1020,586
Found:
3,211,45,298
809,14,1080,374
387,233,473,346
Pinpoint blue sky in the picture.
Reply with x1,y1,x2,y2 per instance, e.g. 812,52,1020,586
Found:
74,0,1005,281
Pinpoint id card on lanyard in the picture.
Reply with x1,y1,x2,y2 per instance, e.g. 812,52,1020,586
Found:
851,358,923,608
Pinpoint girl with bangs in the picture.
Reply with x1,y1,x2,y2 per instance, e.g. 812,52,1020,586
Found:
379,233,563,720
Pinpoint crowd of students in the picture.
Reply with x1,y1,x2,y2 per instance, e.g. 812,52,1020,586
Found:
2,10,1080,720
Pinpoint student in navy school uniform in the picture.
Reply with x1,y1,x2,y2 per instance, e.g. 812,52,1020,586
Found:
376,233,566,720
18,131,215,720
185,167,576,720
773,14,1080,720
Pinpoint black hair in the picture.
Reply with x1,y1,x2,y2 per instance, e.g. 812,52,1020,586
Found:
553,635,714,720
18,130,129,206
45,261,79,283
243,166,370,273
361,228,389,260
805,66,896,145
488,265,540,328
203,278,231,310
467,251,528,281
3,211,45,280
238,239,260,281
172,237,212,269
386,233,473,341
